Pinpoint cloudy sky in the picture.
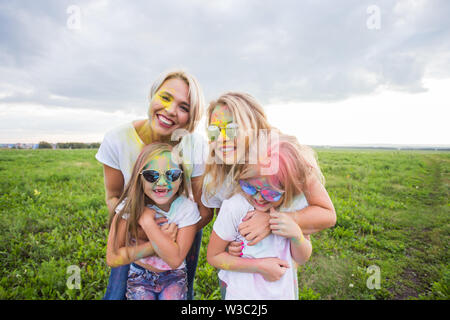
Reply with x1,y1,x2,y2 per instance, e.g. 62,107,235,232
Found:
0,0,449,145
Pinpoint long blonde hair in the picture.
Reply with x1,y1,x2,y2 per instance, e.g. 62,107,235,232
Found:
203,92,273,200
239,132,325,208
109,143,188,253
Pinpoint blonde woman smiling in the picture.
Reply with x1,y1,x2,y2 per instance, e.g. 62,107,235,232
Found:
201,92,336,296
96,69,212,300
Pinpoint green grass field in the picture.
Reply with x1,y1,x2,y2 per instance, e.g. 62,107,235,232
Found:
0,149,448,300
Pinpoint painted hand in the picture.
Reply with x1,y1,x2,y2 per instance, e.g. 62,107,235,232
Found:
226,241,244,257
238,210,271,246
269,207,304,240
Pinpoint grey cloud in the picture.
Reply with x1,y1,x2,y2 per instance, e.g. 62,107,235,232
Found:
0,0,449,112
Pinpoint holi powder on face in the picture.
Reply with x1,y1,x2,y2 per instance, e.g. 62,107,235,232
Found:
146,152,174,172
143,152,181,205
210,105,233,126
247,176,282,192
210,105,235,140
156,91,174,110
243,176,284,210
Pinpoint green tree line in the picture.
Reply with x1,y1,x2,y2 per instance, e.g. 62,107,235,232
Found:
38,141,100,149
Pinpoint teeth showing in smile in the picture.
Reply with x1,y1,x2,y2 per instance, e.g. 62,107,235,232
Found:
254,201,268,207
153,189,169,196
220,146,235,153
158,114,174,126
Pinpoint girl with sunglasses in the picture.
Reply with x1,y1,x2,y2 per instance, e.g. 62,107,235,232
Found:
97,69,211,300
206,133,321,300
201,93,335,289
106,143,200,300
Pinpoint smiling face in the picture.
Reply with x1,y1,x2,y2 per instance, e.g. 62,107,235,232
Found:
241,176,284,212
149,78,191,137
141,151,182,211
209,104,243,165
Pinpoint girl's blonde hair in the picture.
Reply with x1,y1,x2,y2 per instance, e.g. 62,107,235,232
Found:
149,69,205,133
109,143,188,255
203,92,273,200
239,132,325,209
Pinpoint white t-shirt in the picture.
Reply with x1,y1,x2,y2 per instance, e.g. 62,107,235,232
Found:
213,193,309,300
95,122,208,186
117,195,201,270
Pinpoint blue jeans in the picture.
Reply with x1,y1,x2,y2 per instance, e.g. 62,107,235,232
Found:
103,229,203,300
219,278,227,300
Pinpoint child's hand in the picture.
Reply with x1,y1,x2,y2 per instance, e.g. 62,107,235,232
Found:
256,257,290,282
226,241,244,257
269,208,304,240
160,223,178,242
238,210,271,246
138,207,156,228
155,217,168,226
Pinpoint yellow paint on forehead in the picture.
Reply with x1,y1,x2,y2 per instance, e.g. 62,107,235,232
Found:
210,105,234,127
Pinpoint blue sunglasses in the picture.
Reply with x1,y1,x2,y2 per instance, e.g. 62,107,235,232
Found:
239,180,284,202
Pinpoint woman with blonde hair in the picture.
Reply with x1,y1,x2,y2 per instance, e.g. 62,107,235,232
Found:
97,69,212,300
201,92,336,296
207,132,322,299
202,92,273,204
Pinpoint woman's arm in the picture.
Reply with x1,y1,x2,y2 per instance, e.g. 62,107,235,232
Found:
192,176,214,231
206,230,290,282
139,208,197,270
106,214,155,268
103,164,124,214
239,175,336,245
287,175,336,235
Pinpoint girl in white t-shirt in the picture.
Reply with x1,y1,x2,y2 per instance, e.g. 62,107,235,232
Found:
97,69,211,300
207,133,321,300
106,143,200,300
201,92,335,261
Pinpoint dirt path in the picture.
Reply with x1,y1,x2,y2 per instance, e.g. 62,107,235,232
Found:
393,155,449,299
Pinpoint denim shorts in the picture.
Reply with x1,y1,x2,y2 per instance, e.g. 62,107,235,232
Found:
125,263,188,300
103,229,202,300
